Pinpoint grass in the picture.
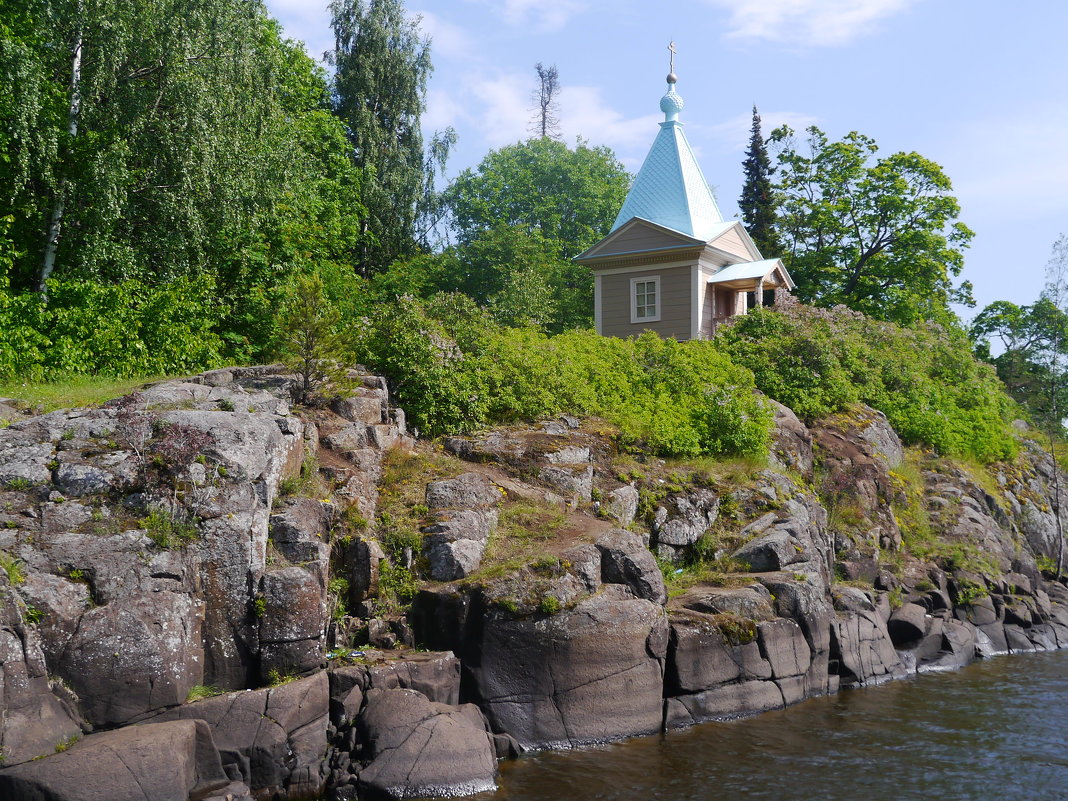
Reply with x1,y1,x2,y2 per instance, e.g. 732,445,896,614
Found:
0,374,179,413
141,507,199,549
185,685,223,702
465,499,567,585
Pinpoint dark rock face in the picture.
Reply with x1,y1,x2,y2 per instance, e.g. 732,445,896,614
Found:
467,587,668,749
144,672,329,800
57,590,204,726
259,566,327,677
0,720,229,801
357,688,497,799
811,405,903,550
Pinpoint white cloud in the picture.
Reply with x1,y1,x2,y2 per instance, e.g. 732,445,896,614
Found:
558,86,661,164
704,0,916,46
468,0,587,32
468,73,533,147
413,9,475,60
266,0,334,61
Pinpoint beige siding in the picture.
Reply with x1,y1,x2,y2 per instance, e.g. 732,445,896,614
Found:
711,226,753,261
600,264,694,339
585,222,690,258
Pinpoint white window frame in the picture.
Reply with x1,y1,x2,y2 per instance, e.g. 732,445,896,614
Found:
630,275,661,324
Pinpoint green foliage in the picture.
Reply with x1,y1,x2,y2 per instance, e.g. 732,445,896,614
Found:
328,0,446,273
538,595,561,616
276,272,349,403
770,125,974,325
53,735,79,754
23,604,44,624
0,551,25,585
719,305,1018,462
355,296,772,457
0,374,166,413
444,137,631,260
952,578,989,606
327,576,350,621
252,596,267,618
377,559,420,613
0,2,369,371
0,276,224,380
141,507,199,549
971,280,1068,435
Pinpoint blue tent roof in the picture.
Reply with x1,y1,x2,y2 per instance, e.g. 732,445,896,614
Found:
611,81,723,241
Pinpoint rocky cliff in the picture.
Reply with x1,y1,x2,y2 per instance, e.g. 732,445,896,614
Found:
0,367,1066,800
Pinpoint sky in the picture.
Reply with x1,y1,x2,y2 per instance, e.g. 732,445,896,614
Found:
264,0,1068,317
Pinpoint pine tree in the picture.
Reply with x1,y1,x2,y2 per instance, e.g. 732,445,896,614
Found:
738,106,780,256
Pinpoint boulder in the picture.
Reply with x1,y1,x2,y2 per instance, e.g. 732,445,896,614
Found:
357,688,497,799
468,586,668,749
833,609,907,686
539,464,594,503
767,400,814,479
603,485,639,528
0,720,228,801
0,575,83,766
269,499,333,564
683,586,776,620
654,489,720,548
733,528,807,573
425,472,501,510
887,602,928,646
667,613,772,695
596,529,667,605
422,509,498,581
673,680,784,723
562,543,602,594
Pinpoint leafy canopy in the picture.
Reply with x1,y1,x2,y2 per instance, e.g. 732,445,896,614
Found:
770,126,974,326
444,137,631,260
971,237,1068,434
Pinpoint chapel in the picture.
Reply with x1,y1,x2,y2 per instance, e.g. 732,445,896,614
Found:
574,55,793,341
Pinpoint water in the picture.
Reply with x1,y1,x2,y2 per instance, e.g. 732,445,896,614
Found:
471,651,1068,801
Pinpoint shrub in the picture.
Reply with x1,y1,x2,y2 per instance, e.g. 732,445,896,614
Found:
353,295,772,458
718,305,1018,462
0,275,224,380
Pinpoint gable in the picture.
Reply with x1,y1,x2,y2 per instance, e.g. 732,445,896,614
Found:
705,222,764,262
576,217,703,262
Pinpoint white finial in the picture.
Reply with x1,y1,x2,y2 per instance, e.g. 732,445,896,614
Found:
667,41,677,84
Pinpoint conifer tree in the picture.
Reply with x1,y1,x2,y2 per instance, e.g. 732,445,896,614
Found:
738,106,780,256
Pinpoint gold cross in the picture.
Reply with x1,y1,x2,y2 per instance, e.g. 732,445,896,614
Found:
668,41,677,73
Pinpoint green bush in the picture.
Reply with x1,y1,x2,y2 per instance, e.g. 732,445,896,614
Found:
718,305,1017,462
0,275,224,379
352,295,772,458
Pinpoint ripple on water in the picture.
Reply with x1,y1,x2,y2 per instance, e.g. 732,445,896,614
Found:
467,651,1068,801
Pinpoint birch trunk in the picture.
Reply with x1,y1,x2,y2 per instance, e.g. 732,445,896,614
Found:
38,18,84,295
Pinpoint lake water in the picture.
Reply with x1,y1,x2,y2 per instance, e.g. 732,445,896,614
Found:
471,651,1068,801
